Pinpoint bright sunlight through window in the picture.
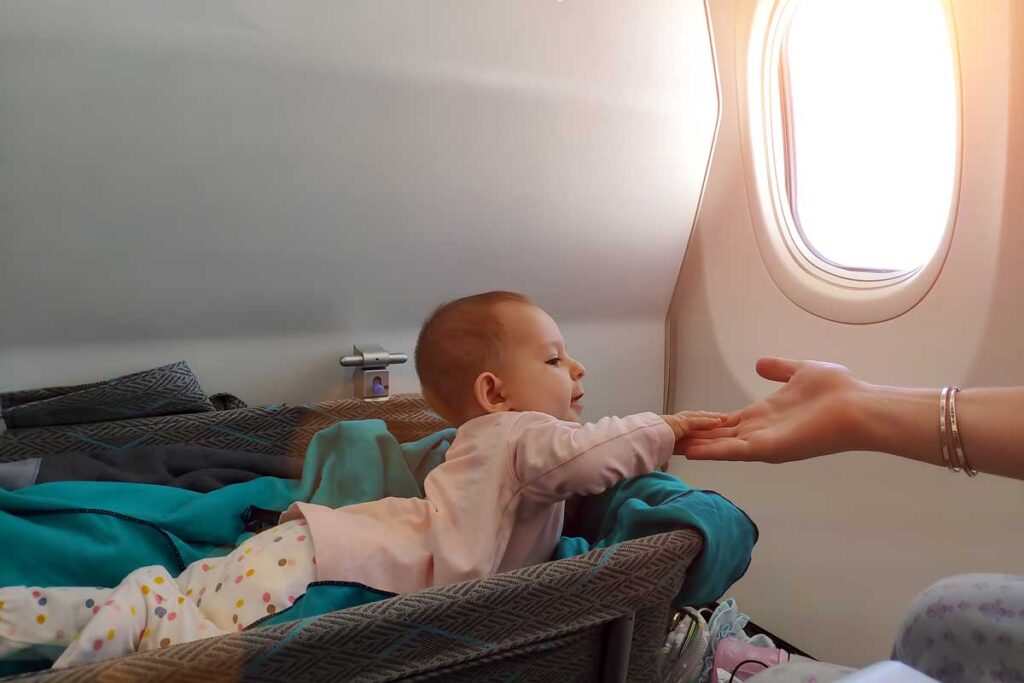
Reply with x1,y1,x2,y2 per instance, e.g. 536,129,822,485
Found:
781,0,958,273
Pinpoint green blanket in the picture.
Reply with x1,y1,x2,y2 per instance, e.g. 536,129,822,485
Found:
0,418,756,624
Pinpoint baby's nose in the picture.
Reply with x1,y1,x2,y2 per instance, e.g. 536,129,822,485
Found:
571,359,586,381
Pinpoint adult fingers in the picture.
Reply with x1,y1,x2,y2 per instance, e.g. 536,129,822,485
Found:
675,410,728,420
683,425,739,439
680,438,755,461
719,412,742,427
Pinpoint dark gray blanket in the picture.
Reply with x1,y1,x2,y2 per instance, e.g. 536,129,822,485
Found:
0,361,216,429
0,445,303,492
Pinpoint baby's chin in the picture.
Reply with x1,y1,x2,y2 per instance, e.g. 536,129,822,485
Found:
520,404,582,423
534,407,582,423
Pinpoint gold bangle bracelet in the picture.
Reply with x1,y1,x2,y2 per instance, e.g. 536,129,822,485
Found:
948,386,977,477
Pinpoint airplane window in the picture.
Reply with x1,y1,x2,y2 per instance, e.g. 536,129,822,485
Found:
778,0,958,273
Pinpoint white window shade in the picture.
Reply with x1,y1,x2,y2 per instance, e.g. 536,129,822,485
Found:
781,0,958,274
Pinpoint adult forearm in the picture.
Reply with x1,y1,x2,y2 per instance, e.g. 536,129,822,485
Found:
858,383,1024,480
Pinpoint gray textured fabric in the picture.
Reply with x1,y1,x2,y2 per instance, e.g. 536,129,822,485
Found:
0,362,215,429
0,457,40,489
5,529,704,682
0,445,303,492
0,394,449,462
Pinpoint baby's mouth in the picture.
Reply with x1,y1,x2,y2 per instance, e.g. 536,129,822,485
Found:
570,393,584,409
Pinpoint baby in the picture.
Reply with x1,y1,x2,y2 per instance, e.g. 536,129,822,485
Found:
0,291,718,668
277,290,721,593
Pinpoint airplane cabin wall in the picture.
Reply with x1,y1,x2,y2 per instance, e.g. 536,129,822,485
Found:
0,0,719,421
668,0,1024,666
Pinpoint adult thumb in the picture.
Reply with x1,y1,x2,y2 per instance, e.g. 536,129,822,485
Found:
755,357,801,384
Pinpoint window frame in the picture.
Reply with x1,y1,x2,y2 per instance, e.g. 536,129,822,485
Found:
744,0,964,322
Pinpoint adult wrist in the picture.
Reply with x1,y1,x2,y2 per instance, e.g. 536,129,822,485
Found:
854,382,940,462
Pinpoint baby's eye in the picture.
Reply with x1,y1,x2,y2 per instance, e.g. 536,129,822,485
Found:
546,358,561,366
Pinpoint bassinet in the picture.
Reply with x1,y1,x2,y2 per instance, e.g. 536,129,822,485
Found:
0,394,705,682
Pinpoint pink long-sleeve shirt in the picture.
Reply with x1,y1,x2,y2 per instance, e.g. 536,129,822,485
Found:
280,410,675,594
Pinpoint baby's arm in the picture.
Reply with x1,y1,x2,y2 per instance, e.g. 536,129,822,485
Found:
510,411,721,503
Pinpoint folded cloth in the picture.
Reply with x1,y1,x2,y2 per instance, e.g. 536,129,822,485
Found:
208,393,247,411
0,361,215,429
0,457,41,490
0,445,303,493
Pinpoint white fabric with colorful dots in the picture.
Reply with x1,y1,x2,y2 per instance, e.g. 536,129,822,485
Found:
0,519,315,668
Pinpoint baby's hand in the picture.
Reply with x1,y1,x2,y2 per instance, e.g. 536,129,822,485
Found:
661,411,726,446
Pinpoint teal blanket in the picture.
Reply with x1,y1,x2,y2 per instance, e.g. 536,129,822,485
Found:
0,419,756,617
554,471,757,605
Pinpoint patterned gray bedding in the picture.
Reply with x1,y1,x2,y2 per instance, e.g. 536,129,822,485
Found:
0,393,448,462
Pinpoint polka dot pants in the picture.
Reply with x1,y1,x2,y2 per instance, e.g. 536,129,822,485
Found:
0,519,315,669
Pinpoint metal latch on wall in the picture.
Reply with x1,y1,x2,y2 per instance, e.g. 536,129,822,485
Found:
339,344,408,400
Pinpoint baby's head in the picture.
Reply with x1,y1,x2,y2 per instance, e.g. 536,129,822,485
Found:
415,291,586,427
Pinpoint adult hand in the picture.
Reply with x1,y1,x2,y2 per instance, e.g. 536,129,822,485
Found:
681,357,867,463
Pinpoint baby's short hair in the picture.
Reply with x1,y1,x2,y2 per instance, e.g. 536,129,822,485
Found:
415,291,533,425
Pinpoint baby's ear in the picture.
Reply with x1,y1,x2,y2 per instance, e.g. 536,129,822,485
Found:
473,372,510,414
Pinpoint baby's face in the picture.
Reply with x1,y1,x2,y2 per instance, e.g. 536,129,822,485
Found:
496,303,586,422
